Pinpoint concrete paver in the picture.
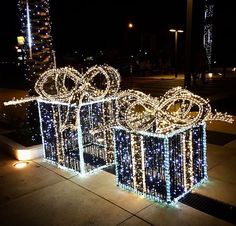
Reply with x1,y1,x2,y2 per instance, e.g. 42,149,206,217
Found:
136,202,233,226
225,139,236,149
0,83,236,225
0,180,132,226
33,158,78,179
70,170,153,214
206,117,236,135
195,178,236,206
207,144,234,170
0,159,64,205
208,155,236,185
118,216,152,226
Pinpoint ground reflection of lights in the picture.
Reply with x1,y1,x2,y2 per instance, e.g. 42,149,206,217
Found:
13,161,29,169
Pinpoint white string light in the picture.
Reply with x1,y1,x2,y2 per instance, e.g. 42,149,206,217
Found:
4,65,234,204
116,87,233,134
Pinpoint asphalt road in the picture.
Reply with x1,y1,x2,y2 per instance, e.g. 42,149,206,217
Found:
121,74,236,115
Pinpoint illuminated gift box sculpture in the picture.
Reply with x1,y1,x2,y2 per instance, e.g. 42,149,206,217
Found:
114,88,233,204
5,65,120,175
4,64,233,203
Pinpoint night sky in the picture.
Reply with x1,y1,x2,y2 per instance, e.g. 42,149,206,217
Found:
0,0,235,66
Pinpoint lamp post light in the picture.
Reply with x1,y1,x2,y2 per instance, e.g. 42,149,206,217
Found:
128,22,134,29
169,29,184,78
128,22,134,76
184,0,193,89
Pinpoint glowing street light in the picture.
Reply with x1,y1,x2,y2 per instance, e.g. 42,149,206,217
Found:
169,29,184,78
128,22,134,29
127,22,135,75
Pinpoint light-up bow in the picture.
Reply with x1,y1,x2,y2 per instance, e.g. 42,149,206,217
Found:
35,65,120,103
4,65,120,132
117,87,233,133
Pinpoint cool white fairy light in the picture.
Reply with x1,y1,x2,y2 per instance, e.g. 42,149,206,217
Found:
5,65,120,176
114,87,233,205
26,0,32,59
4,64,233,204
116,87,233,134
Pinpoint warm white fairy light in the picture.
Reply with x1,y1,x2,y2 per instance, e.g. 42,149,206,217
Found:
114,123,209,204
116,87,233,134
182,132,187,192
4,64,234,204
5,65,120,176
114,87,233,205
130,134,137,188
187,130,193,188
140,136,147,194
164,137,171,203
18,0,54,81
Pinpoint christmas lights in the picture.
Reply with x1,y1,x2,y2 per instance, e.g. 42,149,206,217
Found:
18,0,54,82
114,124,208,204
18,0,56,146
114,87,233,205
116,87,233,134
4,65,234,205
5,65,120,175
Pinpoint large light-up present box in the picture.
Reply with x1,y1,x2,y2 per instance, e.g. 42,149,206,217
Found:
113,123,207,204
35,65,120,175
38,97,116,175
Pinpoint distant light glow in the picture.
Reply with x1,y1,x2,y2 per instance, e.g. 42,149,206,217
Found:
169,29,184,33
13,161,29,169
128,22,134,29
208,73,213,78
16,149,32,161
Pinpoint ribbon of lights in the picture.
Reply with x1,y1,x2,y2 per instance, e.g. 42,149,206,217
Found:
4,65,234,204
4,65,120,175
116,87,233,134
114,87,233,205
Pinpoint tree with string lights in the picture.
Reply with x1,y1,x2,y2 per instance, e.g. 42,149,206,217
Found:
17,0,55,90
17,0,55,144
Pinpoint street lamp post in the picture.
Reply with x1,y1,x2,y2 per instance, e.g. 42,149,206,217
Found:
128,22,134,75
184,0,193,89
169,29,184,78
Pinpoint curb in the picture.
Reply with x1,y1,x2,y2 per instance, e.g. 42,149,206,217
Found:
0,134,43,160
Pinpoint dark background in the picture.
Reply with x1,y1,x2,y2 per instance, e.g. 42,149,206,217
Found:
0,0,235,68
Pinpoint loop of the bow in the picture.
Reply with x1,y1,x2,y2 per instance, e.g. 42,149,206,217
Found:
35,65,120,103
116,87,225,133
35,65,120,132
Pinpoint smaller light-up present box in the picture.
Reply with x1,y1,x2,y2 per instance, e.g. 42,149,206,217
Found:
111,87,229,204
114,123,207,204
113,123,207,204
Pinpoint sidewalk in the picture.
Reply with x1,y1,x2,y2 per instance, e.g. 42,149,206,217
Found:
0,118,235,226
